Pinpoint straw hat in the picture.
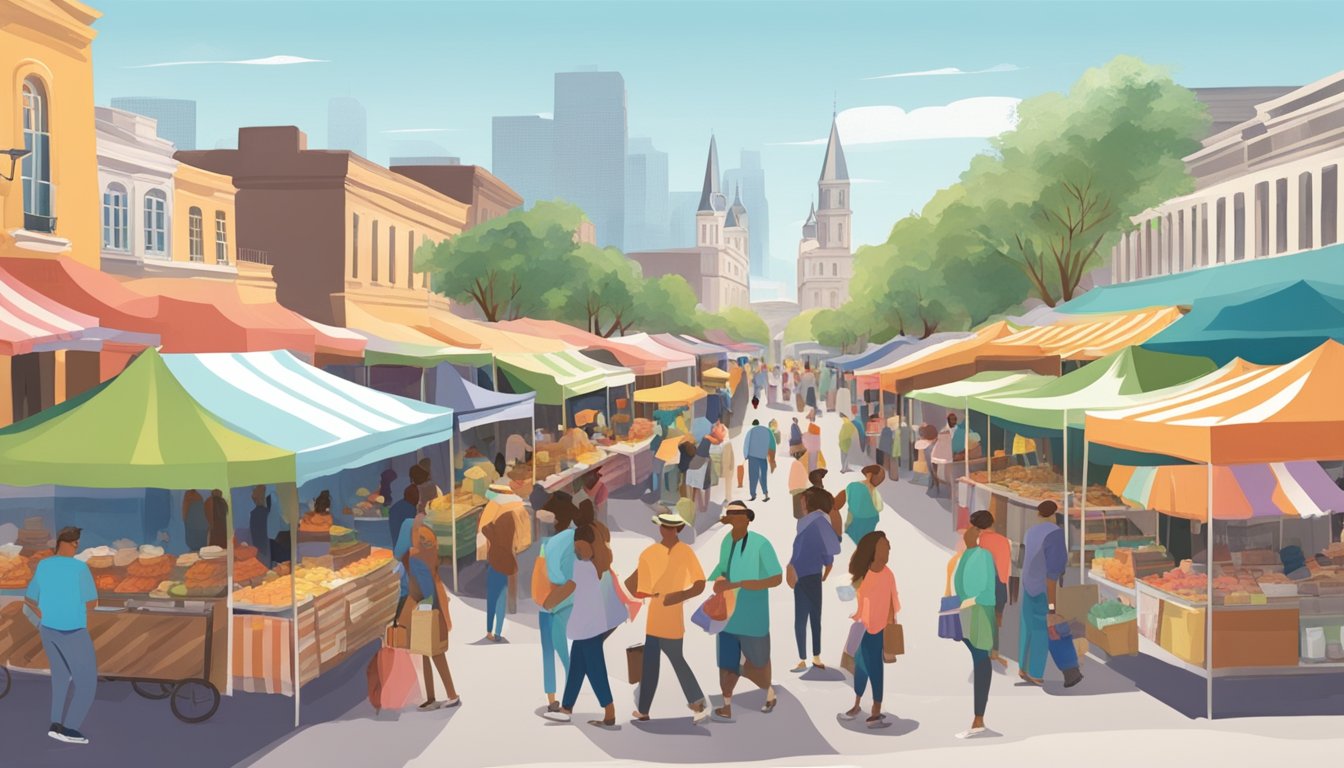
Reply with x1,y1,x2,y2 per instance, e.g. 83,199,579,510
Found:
650,505,686,528
488,483,513,494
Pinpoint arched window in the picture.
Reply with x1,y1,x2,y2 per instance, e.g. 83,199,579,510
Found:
144,189,168,255
187,206,204,260
102,183,129,251
21,77,54,232
214,211,229,263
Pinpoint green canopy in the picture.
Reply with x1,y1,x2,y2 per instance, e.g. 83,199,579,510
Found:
0,349,295,489
908,371,1055,410
973,346,1216,430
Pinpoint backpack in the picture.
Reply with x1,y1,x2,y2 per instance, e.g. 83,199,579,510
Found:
531,552,553,608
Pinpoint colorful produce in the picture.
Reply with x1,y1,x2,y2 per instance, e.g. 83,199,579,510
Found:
1091,556,1135,587
0,554,32,589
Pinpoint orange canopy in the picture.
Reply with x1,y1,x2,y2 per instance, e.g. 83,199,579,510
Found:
877,321,1058,394
1085,339,1344,464
993,306,1184,361
419,307,567,353
498,317,669,376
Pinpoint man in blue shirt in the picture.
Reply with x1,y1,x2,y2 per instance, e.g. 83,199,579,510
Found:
538,493,580,712
25,526,98,745
787,486,842,672
743,420,777,502
1019,500,1067,684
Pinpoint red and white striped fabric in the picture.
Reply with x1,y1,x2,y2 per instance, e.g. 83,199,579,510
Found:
0,266,99,355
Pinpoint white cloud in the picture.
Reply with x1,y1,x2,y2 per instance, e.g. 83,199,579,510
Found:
775,97,1020,146
864,63,1021,81
127,55,326,69
382,128,458,134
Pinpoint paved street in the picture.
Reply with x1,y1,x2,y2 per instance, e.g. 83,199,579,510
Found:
10,403,1344,768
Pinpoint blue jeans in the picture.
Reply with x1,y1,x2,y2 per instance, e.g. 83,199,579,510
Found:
486,564,508,636
1019,591,1049,680
853,629,884,701
747,457,769,498
637,636,705,713
39,627,97,730
562,634,613,710
539,606,572,695
963,639,992,717
794,573,823,658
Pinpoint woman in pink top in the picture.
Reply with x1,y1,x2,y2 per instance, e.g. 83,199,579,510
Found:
841,531,899,728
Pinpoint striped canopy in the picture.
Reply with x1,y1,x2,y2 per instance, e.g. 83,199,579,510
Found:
496,349,635,406
875,322,1059,394
995,306,1184,361
908,371,1055,411
161,350,455,485
1107,462,1344,521
499,318,674,376
0,266,100,355
606,332,697,374
1085,340,1344,465
342,303,491,367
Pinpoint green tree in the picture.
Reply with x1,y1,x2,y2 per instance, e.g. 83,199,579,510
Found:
631,275,703,336
703,307,770,346
783,308,822,346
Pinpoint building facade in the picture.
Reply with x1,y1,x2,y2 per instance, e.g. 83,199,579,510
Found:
109,96,196,150
176,126,469,327
1111,73,1344,285
797,115,852,310
391,164,522,229
492,115,553,207
723,149,771,279
95,106,175,274
1,0,102,265
326,97,367,156
553,71,626,250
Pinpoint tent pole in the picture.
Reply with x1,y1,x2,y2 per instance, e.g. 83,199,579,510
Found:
1081,438,1089,586
277,482,301,728
419,367,426,403
225,486,235,697
531,413,538,545
492,359,500,392
987,415,993,487
1062,411,1070,569
1206,462,1214,721
450,443,458,594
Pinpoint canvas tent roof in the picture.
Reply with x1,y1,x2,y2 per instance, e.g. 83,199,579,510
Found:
908,371,1057,411
496,350,635,406
431,365,535,432
993,306,1185,361
1107,462,1344,521
632,381,707,407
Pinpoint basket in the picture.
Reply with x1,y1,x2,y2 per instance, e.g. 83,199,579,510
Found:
1258,581,1299,598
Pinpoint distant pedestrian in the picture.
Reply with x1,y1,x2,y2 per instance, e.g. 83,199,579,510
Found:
182,490,207,551
743,420,776,503
767,366,781,406
1019,500,1066,686
788,486,841,673
840,531,899,728
837,465,886,546
710,502,783,722
248,485,272,566
802,420,823,473
480,483,521,643
969,510,1011,668
388,483,418,544
838,416,859,472
953,525,996,739
543,523,621,728
626,510,709,723
26,527,97,745
835,385,852,422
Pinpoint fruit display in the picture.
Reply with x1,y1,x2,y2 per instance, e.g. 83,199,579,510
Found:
184,558,228,594
299,511,333,532
1091,556,1135,587
349,488,386,520
0,550,32,589
232,548,393,609
965,466,1125,507
126,554,173,580
625,417,654,443
1141,560,1272,604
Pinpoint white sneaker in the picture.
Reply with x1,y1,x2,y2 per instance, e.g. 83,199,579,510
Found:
955,727,990,739
542,710,572,722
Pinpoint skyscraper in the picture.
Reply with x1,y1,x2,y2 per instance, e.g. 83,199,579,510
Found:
553,71,626,249
492,115,554,207
723,149,771,278
326,97,367,156
108,97,196,150
625,137,668,251
666,191,699,247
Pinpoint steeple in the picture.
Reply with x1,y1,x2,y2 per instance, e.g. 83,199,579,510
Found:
725,184,747,227
697,135,725,212
802,201,817,239
819,113,849,183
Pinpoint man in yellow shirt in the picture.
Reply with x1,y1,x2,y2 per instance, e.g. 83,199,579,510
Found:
625,509,709,724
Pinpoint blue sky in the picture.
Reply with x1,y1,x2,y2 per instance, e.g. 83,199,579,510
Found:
90,0,1344,297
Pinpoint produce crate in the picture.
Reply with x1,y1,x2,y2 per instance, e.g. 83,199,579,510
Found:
332,541,372,571
1087,620,1139,656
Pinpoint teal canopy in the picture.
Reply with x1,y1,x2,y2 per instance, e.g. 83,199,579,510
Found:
1143,280,1344,365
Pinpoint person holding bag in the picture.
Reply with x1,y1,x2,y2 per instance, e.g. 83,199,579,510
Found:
709,502,783,722
952,526,997,739
394,509,460,712
839,531,899,728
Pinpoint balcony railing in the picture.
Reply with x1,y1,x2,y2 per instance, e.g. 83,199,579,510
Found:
236,247,270,265
23,179,56,233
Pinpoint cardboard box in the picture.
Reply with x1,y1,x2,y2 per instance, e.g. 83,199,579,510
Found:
1211,607,1299,668
1087,620,1139,656
1159,603,1205,666
1056,584,1099,624
409,608,448,656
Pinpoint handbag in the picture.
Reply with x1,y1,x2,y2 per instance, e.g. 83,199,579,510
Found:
883,622,904,659
626,643,644,685
696,538,740,631
938,595,964,641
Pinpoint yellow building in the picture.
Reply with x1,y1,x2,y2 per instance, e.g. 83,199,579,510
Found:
171,162,237,270
0,0,101,266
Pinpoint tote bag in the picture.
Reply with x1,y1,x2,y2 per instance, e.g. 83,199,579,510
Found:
938,595,964,641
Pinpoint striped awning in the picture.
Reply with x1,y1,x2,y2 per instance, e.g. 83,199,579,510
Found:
496,349,635,406
0,266,100,355
1107,462,1344,521
994,306,1184,361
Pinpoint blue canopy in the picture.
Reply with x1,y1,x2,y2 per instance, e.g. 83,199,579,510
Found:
162,350,455,485
828,337,918,373
431,364,535,432
1060,243,1344,315
1143,279,1344,365
851,332,971,375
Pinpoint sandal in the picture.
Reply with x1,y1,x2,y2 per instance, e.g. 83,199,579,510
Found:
761,697,777,713
417,700,443,711
631,711,649,722
710,707,735,723
588,719,618,729
839,706,861,721
811,661,827,670
866,714,890,729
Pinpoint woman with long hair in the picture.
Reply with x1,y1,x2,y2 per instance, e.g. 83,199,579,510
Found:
840,531,899,728
542,521,621,728
394,505,460,711
952,525,997,739
837,465,886,545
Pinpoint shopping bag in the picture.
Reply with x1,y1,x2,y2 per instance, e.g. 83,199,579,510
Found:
385,624,409,650
366,646,417,712
736,464,745,488
530,554,553,608
409,607,449,656
937,595,963,641
883,622,904,659
691,601,727,634
1048,617,1080,672
626,643,644,684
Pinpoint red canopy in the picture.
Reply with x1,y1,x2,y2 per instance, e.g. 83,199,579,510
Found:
0,265,103,356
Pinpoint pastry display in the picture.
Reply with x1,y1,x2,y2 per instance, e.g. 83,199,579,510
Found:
0,552,32,589
967,465,1126,507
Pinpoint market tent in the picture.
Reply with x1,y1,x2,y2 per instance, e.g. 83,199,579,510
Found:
993,306,1185,361
499,318,670,376
975,347,1216,431
908,370,1057,411
651,333,729,369
0,265,104,355
0,348,294,489
633,380,707,408
496,349,635,405
1106,462,1344,521
343,302,492,367
874,321,1058,394
423,307,568,354
432,364,535,432
1142,280,1344,365
161,350,455,485
1059,242,1344,315
607,332,696,375
703,328,763,356
828,337,916,373
1084,339,1344,465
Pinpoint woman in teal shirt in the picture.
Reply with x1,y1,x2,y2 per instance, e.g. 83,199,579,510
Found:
952,525,997,740
837,465,886,545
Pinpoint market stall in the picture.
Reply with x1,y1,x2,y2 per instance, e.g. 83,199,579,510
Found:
606,332,696,386
650,333,729,377
1084,339,1344,718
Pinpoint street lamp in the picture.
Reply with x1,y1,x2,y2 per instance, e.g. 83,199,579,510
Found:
0,147,32,182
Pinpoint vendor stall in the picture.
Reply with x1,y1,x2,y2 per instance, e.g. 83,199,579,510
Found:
650,333,729,376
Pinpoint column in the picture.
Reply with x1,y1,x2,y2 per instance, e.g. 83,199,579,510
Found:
1287,174,1300,254
1313,168,1325,250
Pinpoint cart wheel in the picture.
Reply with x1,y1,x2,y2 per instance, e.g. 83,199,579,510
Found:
169,679,220,723
132,680,173,700
0,666,10,699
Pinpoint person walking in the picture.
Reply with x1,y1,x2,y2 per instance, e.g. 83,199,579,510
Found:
801,420,823,473
248,485,272,566
789,417,803,455
969,510,1012,667
626,510,709,723
537,495,579,712
836,465,886,546
543,523,622,728
25,527,98,744
752,364,767,408
767,365,781,407
394,506,461,711
838,416,859,473
388,483,418,545
480,484,521,642
721,436,737,503
788,486,841,673
709,502,783,722
1019,500,1066,685
802,365,818,419
840,531,900,728
743,420,776,503
952,525,997,739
